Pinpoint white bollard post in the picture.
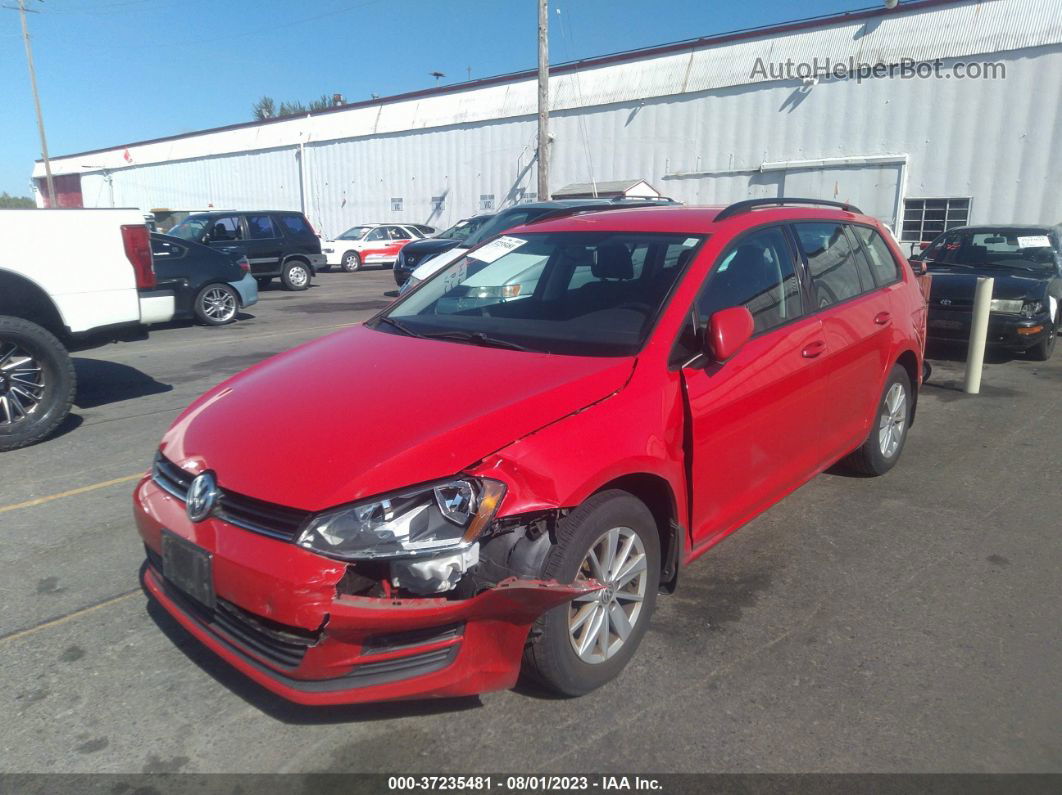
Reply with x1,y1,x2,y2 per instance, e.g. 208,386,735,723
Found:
964,276,994,394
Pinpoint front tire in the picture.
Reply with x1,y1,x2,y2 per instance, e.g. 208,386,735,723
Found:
281,260,311,291
0,316,76,452
193,283,239,326
341,251,361,272
1027,323,1056,361
523,490,660,696
843,363,912,476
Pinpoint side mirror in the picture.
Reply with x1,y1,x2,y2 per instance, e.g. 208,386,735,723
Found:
908,258,928,276
706,306,754,362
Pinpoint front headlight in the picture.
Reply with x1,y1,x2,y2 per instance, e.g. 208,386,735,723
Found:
1021,300,1044,318
296,478,505,561
990,299,1023,314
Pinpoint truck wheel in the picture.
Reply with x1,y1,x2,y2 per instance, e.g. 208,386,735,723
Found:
523,490,660,696
0,316,76,452
341,252,361,272
281,261,311,291
194,284,239,326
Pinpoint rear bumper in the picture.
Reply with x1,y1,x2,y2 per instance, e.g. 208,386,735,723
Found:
134,476,593,705
927,309,1054,350
138,290,175,325
228,273,258,308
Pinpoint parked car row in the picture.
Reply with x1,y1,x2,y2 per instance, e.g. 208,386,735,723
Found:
135,197,936,706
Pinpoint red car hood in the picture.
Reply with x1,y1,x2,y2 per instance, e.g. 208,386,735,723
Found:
161,325,634,510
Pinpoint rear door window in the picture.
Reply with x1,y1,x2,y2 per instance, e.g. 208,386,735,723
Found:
246,215,279,240
207,216,241,242
793,223,870,308
851,225,901,286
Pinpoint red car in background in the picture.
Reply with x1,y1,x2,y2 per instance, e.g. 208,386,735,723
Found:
135,199,927,705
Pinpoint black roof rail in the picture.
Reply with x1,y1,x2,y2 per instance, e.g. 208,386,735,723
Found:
714,197,862,222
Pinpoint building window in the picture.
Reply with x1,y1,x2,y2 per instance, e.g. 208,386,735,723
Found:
431,195,445,211
391,197,403,212
480,194,495,211
901,198,970,242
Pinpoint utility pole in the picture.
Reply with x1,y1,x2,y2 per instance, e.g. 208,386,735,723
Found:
537,0,549,200
16,0,55,207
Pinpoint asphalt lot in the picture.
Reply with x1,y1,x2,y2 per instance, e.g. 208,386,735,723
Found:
1,268,1059,774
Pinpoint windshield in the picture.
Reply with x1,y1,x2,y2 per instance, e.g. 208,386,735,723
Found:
438,216,490,242
924,229,1057,271
337,226,372,240
377,231,704,356
167,217,210,241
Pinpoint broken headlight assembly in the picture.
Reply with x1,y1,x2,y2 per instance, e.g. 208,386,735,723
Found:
296,478,506,562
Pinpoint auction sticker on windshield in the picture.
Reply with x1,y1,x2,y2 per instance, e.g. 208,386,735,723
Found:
1017,235,1051,248
468,236,527,264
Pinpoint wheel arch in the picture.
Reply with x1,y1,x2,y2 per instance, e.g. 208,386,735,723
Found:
590,473,682,593
282,254,314,275
0,268,68,339
893,348,920,426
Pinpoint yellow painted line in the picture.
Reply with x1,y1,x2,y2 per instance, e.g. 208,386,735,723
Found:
0,590,139,645
0,473,142,515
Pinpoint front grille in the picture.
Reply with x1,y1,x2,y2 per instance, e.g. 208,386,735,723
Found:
361,623,464,656
152,452,308,542
344,646,457,685
211,599,316,669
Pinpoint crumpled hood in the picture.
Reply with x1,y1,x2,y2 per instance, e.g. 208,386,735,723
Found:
928,266,1049,303
161,325,634,511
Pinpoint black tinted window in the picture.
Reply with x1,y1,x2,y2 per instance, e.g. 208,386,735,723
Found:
697,227,804,335
208,216,241,242
246,215,278,240
852,225,900,285
794,223,868,308
278,214,312,237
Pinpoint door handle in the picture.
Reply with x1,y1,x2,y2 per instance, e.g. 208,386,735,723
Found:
801,340,827,358
874,311,892,326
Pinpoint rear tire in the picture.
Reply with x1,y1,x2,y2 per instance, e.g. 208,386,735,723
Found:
193,283,239,326
523,490,660,696
281,260,311,291
341,252,361,273
0,316,76,452
843,364,912,476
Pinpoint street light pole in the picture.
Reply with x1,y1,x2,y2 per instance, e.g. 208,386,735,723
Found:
17,0,55,207
537,0,550,201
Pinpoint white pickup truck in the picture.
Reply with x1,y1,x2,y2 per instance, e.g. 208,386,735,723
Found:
0,208,174,451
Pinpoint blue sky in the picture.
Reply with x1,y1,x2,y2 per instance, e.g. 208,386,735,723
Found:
2,0,872,197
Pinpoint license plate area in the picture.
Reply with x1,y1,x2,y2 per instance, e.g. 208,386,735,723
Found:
162,530,215,610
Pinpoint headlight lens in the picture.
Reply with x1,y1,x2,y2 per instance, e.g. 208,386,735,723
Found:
989,299,1023,314
1021,300,1044,318
296,478,505,560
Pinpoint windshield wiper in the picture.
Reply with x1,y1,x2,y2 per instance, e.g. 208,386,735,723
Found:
419,330,536,352
375,316,427,338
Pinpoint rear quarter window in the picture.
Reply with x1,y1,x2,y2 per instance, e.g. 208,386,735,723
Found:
278,214,312,237
852,225,901,286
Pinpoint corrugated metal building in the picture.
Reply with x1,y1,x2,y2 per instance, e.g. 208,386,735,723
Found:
32,0,1062,243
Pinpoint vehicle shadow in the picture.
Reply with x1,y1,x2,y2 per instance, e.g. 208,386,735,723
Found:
141,581,484,723
925,341,1018,365
72,358,173,409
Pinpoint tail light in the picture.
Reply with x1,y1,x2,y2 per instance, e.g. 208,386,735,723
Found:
237,256,250,273
121,224,156,288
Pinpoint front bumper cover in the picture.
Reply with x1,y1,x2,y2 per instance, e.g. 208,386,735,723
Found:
134,476,596,705
927,308,1054,349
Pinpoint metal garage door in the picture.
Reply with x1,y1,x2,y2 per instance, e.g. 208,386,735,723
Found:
776,161,904,231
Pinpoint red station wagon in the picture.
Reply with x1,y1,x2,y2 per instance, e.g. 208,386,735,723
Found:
134,198,927,704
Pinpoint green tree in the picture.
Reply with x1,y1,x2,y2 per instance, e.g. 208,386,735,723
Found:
0,192,35,209
252,96,276,120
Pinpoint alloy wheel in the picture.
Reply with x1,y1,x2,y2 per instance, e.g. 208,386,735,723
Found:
201,287,237,322
0,341,45,426
878,382,907,458
568,526,648,664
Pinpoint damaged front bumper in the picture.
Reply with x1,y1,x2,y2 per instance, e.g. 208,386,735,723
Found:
134,476,596,705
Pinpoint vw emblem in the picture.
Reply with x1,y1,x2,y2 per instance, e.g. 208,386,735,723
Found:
940,298,953,306
186,472,218,522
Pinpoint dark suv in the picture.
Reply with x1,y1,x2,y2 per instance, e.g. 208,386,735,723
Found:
168,211,324,291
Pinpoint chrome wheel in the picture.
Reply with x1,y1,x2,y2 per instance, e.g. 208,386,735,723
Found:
0,341,45,426
568,526,648,664
287,265,309,287
878,382,907,458
201,287,237,322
